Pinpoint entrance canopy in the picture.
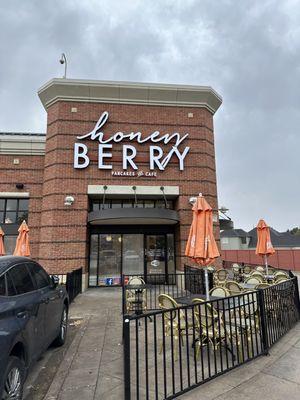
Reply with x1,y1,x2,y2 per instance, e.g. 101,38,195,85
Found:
88,208,179,225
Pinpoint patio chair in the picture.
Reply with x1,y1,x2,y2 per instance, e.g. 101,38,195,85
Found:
250,271,264,282
230,293,260,360
275,277,289,284
255,283,271,289
215,269,229,286
158,294,193,360
256,266,265,273
125,276,147,313
209,286,230,297
191,298,234,360
243,265,252,275
225,280,243,295
232,263,241,281
274,271,289,282
244,277,261,285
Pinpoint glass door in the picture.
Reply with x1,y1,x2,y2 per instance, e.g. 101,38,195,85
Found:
122,234,144,275
145,235,166,276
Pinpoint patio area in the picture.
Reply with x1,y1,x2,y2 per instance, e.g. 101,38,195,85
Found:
43,286,300,400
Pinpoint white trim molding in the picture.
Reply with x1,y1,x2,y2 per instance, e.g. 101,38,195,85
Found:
0,192,30,198
88,185,179,198
38,78,222,114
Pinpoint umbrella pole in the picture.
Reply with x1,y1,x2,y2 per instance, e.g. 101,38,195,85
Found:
204,268,210,301
264,254,269,275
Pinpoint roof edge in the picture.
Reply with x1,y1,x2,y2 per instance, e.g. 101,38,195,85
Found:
38,78,222,114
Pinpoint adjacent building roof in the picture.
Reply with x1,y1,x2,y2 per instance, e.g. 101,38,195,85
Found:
0,132,45,155
247,227,300,248
220,229,248,238
221,227,300,248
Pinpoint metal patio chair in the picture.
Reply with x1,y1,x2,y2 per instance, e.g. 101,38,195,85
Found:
225,280,243,295
209,286,230,297
244,277,261,285
125,276,147,314
215,269,229,286
192,298,235,361
250,271,264,282
158,294,194,361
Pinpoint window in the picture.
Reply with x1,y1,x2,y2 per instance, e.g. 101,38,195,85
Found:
241,237,247,244
27,262,51,289
8,264,35,294
0,275,5,296
90,199,174,210
0,198,29,224
3,235,17,255
6,273,16,296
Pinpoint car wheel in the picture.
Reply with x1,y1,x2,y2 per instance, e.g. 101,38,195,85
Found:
1,356,25,400
53,305,68,347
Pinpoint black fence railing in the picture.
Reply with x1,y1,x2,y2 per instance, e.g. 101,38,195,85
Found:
122,270,211,314
66,267,82,303
262,276,300,347
123,278,300,400
184,265,214,294
52,268,82,303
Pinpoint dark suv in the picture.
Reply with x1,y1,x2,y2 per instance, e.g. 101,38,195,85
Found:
0,256,69,399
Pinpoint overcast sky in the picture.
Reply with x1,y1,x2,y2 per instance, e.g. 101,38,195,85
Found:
0,0,299,232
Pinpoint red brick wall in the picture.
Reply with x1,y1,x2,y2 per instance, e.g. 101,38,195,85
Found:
0,100,221,274
0,154,44,259
37,101,220,274
222,249,300,271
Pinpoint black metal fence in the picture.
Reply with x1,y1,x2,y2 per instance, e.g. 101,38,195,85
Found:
123,278,300,400
184,265,214,294
52,267,82,303
122,270,210,314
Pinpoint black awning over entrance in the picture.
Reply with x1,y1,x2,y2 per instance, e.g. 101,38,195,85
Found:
88,208,179,226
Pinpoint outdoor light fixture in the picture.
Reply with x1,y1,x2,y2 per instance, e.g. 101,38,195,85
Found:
106,235,112,242
189,197,197,205
16,183,24,189
64,195,74,206
59,53,67,78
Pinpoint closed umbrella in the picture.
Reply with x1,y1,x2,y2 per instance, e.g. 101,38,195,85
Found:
13,220,31,257
185,194,220,299
0,227,5,256
255,219,275,275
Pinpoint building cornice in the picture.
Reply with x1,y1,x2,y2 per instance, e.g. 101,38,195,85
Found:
38,78,222,114
0,134,45,155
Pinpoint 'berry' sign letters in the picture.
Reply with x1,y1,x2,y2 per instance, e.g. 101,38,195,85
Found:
74,112,190,171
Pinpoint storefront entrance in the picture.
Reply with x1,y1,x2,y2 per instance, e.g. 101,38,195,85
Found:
88,229,176,286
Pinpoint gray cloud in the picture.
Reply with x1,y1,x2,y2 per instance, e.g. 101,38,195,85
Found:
0,0,299,231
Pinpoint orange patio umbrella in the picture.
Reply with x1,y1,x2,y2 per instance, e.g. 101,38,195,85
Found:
13,220,31,257
255,219,275,275
185,194,220,298
0,227,5,256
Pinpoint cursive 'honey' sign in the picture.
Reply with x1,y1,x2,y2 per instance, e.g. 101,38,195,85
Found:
74,112,190,171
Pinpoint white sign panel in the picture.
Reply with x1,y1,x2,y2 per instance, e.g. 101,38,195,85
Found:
74,111,190,171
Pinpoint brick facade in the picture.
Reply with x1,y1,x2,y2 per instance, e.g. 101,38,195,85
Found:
0,79,222,279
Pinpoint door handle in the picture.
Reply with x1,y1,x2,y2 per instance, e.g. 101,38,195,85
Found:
17,311,28,319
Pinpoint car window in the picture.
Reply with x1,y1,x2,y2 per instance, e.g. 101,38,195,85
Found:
0,275,5,296
8,264,35,294
27,262,51,289
6,273,16,296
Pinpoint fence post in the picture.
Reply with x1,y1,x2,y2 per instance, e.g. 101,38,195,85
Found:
123,317,131,400
293,277,300,316
257,289,269,355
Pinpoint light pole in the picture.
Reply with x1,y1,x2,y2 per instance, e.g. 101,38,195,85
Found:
59,53,67,78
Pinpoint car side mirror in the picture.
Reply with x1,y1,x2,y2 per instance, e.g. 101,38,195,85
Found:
51,275,60,288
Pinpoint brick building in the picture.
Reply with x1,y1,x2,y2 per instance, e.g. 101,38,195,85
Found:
0,78,222,287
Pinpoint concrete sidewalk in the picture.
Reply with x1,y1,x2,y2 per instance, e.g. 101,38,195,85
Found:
44,288,300,400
